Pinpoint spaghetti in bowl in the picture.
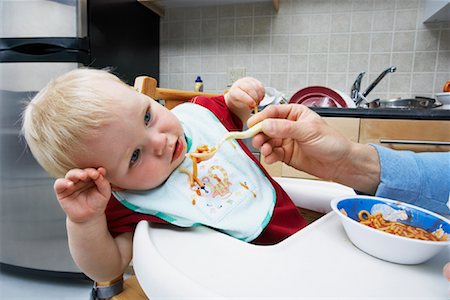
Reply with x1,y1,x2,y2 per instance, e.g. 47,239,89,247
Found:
330,196,450,264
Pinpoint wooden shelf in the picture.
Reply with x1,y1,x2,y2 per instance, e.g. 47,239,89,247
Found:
138,0,280,17
138,0,164,16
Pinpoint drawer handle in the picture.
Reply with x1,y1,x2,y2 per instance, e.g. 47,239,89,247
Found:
380,139,450,146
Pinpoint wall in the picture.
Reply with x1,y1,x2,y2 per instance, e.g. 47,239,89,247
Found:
160,0,450,101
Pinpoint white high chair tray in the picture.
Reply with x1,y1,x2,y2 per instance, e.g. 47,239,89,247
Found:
134,212,449,299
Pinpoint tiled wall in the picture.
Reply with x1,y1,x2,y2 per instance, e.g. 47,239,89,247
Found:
160,0,450,101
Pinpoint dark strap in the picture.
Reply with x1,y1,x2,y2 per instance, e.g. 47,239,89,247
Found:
90,277,124,300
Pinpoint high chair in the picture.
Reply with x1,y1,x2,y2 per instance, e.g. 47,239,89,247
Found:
97,76,354,300
94,76,355,300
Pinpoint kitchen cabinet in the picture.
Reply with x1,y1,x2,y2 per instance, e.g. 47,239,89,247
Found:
262,117,450,179
359,119,450,152
423,0,450,23
138,0,279,16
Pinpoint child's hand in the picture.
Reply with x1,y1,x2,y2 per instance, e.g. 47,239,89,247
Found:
54,167,111,224
224,77,265,122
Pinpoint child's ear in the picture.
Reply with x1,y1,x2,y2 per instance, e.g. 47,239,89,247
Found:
111,184,125,191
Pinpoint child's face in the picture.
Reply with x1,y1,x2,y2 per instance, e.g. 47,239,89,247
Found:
75,80,187,190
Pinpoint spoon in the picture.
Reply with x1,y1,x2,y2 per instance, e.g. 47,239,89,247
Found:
187,122,263,162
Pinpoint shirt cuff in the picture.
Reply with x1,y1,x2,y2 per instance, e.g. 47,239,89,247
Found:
370,144,450,216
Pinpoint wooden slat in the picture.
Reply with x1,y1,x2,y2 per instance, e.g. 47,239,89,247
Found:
110,276,148,300
272,0,280,12
134,76,221,109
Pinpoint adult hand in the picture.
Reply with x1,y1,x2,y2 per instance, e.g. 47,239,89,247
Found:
248,104,353,181
248,104,380,193
54,167,111,224
224,77,265,123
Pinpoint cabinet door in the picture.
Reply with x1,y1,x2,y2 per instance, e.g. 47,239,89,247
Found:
359,119,450,152
261,117,360,179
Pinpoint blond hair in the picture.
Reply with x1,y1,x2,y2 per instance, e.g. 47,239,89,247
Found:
22,68,130,178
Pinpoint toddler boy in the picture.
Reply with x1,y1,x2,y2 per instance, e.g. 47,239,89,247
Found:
22,68,307,282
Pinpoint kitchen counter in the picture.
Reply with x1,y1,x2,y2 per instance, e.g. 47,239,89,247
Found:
312,107,450,120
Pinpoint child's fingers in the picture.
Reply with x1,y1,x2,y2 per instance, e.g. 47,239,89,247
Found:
97,167,107,177
54,178,74,194
93,172,112,199
249,79,265,102
55,179,96,199
240,80,261,100
55,168,101,198
65,168,89,183
87,168,110,191
233,88,257,109
241,78,264,102
65,168,100,183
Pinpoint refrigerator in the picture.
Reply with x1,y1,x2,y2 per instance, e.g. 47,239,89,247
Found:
0,0,159,276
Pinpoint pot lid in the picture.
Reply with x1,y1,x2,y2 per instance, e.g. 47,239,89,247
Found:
372,96,441,109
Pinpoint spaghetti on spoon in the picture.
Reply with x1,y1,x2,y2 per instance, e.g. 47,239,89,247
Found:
187,122,263,162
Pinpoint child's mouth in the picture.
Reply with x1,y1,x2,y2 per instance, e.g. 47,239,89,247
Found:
171,137,184,162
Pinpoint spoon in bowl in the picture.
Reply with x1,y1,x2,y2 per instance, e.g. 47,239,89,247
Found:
188,122,263,162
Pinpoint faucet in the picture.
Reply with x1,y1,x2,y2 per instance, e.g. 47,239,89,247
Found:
353,66,397,107
350,72,365,104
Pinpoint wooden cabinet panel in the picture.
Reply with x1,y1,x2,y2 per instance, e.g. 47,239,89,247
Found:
261,117,360,179
359,119,450,152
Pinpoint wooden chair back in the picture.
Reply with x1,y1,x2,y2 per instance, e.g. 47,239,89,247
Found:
133,76,221,109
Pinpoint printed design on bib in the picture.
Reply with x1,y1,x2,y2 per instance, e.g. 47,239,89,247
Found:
206,165,232,198
179,150,259,224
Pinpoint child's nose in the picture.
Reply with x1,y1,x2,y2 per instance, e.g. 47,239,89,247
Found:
148,132,167,156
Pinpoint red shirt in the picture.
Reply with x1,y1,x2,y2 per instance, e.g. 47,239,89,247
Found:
105,96,307,245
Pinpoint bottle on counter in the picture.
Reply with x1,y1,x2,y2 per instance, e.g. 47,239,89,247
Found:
194,76,203,92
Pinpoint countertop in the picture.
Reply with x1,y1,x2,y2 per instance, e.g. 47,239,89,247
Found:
312,107,450,120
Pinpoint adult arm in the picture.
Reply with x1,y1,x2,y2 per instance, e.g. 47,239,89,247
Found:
371,145,450,215
248,104,450,215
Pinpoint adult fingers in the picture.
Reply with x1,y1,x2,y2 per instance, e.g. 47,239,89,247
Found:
248,104,288,128
260,143,286,164
261,118,308,142
252,131,283,150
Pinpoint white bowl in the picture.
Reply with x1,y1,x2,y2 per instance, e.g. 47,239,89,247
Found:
435,92,450,109
331,196,450,264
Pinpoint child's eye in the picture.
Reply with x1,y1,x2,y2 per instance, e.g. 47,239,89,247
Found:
130,149,140,165
144,110,152,125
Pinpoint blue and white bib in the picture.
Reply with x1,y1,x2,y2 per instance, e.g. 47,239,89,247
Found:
113,103,275,242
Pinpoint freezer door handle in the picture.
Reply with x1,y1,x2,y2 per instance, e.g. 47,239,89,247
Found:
0,37,90,64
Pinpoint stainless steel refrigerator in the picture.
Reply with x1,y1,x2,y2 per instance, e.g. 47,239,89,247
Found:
0,0,159,276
